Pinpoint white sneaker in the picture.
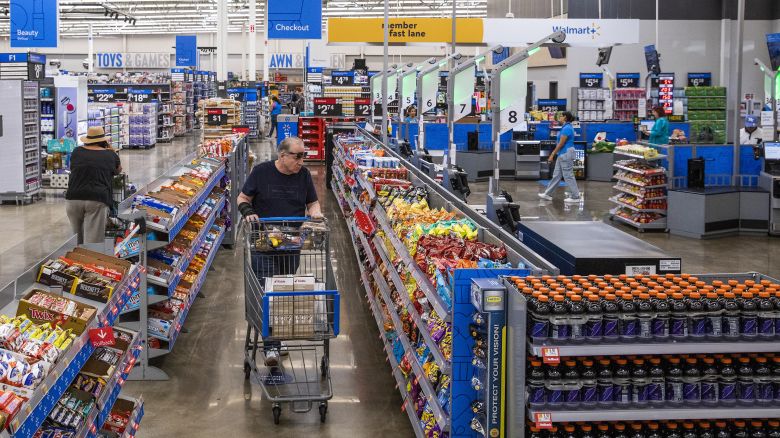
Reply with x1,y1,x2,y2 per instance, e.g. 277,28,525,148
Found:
538,193,553,201
264,350,280,367
279,342,289,357
564,197,582,204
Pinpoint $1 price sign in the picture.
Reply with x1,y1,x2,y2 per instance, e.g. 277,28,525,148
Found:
314,98,342,117
354,98,371,117
206,108,228,125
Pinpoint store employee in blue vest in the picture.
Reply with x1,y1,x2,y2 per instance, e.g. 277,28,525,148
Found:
539,111,581,204
237,136,322,366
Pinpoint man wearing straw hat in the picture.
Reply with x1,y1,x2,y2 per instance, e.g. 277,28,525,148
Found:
65,126,122,244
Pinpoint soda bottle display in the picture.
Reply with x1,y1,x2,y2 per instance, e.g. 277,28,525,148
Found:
562,360,581,407
550,295,571,340
767,420,780,438
529,294,551,342
613,423,630,438
631,358,650,405
685,292,706,338
670,293,689,338
653,292,671,338
647,357,666,403
563,424,578,438
771,357,780,402
619,294,639,340
733,421,749,438
580,424,596,438
682,357,702,403
714,421,732,438
721,292,741,338
597,423,612,438
682,422,698,438
699,422,715,438
705,292,723,338
580,359,598,404
736,357,755,403
647,423,663,438
598,358,615,405
757,292,775,337
666,357,684,403
528,426,544,438
666,422,682,438
718,357,738,404
545,362,564,406
602,294,620,340
568,295,587,341
700,357,719,404
630,423,646,438
613,358,633,406
585,294,604,340
750,421,768,438
753,356,773,403
528,359,547,406
634,293,654,339
739,292,758,338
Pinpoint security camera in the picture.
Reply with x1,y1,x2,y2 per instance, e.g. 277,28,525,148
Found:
49,59,61,68
552,31,566,44
82,58,90,69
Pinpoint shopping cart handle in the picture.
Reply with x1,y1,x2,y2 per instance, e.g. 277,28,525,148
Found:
257,216,311,222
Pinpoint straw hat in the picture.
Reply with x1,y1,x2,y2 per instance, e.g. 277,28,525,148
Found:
80,126,110,145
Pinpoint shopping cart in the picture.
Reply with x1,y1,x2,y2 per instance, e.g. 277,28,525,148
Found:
243,217,340,424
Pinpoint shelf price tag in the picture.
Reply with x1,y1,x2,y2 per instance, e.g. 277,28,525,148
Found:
206,108,228,125
579,73,603,89
534,412,553,429
616,73,641,88
687,72,712,87
314,98,342,117
93,88,116,103
128,90,152,103
541,347,560,364
354,98,371,117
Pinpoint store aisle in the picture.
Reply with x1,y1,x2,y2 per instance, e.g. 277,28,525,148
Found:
126,140,413,437
0,136,200,286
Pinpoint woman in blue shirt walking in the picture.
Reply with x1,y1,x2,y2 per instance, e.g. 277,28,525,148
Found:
268,95,282,137
539,111,581,204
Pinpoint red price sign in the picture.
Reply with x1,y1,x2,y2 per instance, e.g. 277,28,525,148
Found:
354,98,371,117
534,412,553,429
314,98,342,117
541,347,560,364
89,326,116,348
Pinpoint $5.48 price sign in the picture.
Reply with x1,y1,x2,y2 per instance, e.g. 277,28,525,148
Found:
314,98,343,117
354,98,371,117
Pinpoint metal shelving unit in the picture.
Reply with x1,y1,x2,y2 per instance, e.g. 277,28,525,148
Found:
610,146,670,231
0,237,141,438
0,80,41,203
502,272,780,437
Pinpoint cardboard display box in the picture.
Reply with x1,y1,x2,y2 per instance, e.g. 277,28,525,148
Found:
17,290,96,335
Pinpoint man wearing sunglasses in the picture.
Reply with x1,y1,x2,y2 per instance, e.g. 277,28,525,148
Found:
238,136,323,366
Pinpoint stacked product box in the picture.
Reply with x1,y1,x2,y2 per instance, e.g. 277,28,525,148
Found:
686,87,727,144
127,103,158,149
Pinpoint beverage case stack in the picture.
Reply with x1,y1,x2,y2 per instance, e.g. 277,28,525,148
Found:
501,273,780,437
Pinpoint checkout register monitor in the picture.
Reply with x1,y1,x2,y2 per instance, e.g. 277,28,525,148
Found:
640,120,655,131
765,142,780,160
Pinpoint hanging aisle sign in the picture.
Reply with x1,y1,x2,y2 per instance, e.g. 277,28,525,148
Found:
328,18,484,44
616,73,641,88
175,35,198,66
10,0,59,48
268,0,322,39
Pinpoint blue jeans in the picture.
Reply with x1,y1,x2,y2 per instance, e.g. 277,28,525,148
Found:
543,148,580,199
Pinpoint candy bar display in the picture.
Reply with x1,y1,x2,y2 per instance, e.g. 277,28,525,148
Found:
17,291,96,335
527,420,780,438
99,397,139,435
36,247,134,303
611,146,668,230
0,391,27,429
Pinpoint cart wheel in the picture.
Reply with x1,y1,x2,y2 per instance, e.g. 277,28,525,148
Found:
273,405,282,425
243,361,251,380
319,402,328,423
320,356,329,378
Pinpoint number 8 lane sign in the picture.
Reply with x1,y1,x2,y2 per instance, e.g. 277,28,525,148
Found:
499,103,523,133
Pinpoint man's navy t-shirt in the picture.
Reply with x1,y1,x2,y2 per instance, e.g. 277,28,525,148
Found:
241,161,318,218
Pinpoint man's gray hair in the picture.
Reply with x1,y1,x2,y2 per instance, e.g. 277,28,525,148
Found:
278,136,304,154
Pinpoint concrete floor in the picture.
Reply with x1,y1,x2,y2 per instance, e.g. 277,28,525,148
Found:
0,134,777,437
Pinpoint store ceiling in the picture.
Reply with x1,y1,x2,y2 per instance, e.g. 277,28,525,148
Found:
0,0,486,38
